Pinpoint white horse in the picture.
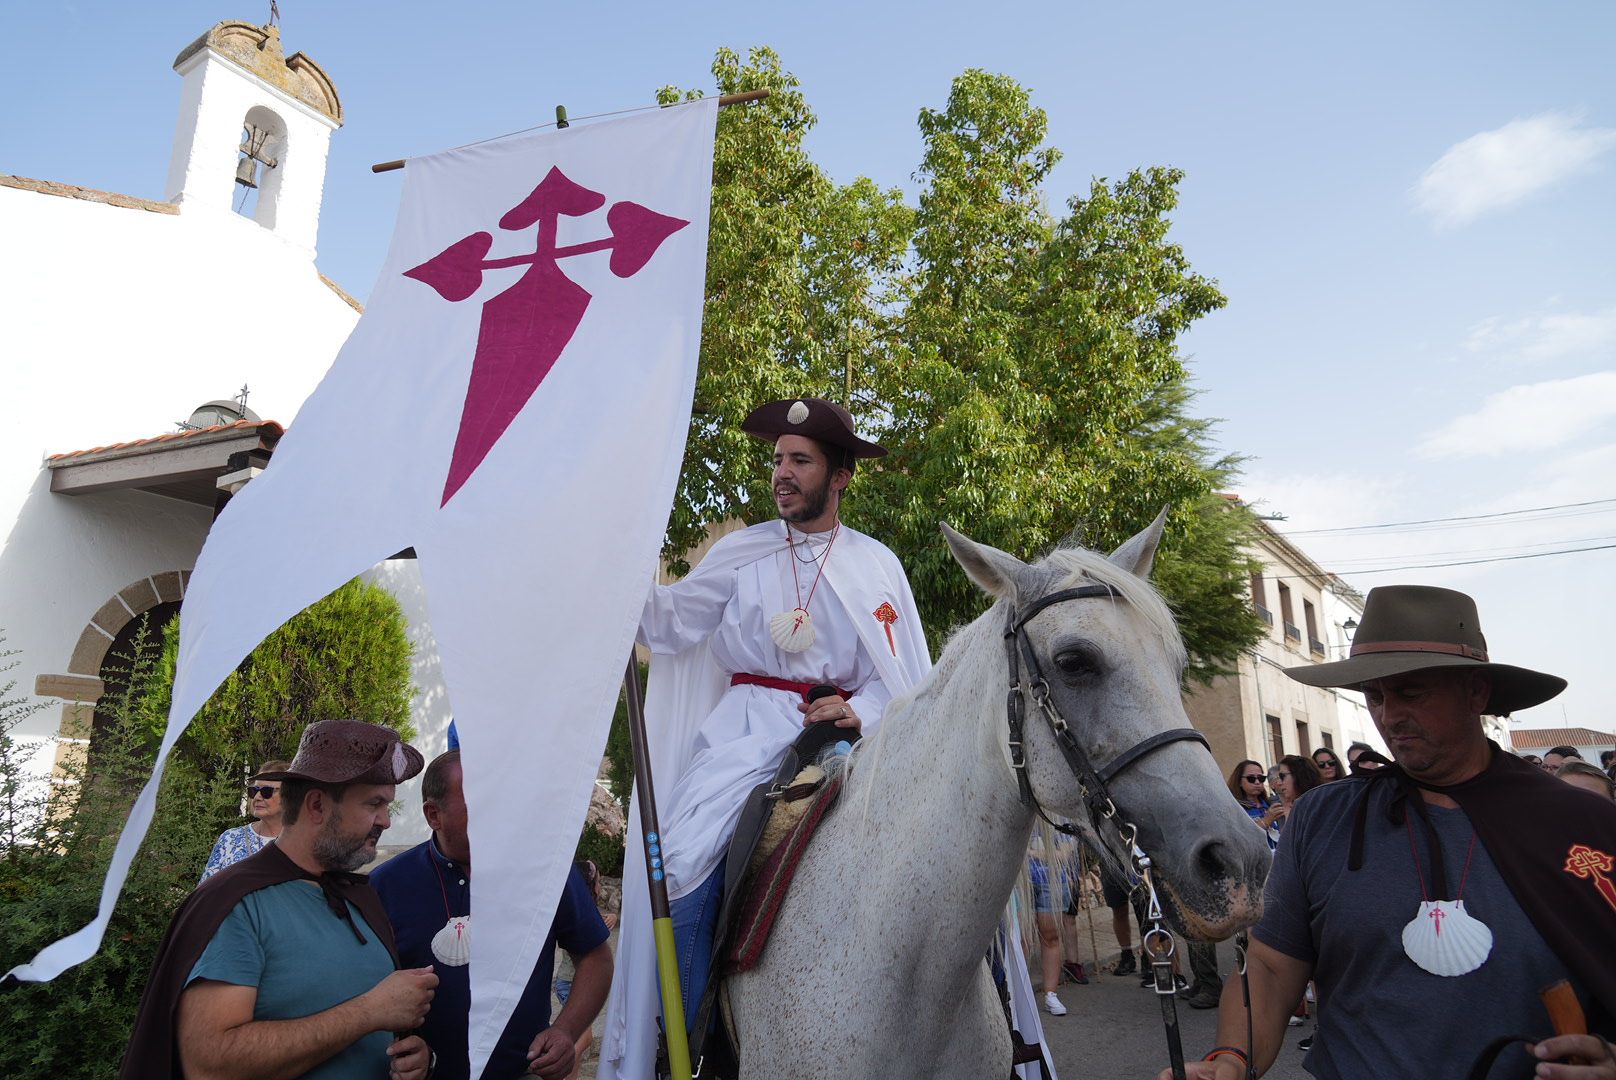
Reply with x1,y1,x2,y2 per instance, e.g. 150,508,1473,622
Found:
724,514,1273,1079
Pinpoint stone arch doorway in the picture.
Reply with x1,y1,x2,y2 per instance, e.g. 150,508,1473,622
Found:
33,572,188,775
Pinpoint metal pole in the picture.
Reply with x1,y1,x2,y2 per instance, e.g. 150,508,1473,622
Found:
623,653,692,1080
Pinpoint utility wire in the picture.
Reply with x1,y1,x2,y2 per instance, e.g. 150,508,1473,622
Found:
1264,541,1616,582
1284,497,1616,536
1323,532,1616,567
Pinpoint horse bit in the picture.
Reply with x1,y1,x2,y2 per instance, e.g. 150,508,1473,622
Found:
1004,582,1255,1080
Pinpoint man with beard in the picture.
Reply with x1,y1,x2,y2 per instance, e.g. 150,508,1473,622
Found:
611,397,931,1049
120,720,438,1080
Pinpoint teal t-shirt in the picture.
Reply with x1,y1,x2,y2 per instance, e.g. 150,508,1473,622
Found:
188,879,396,1079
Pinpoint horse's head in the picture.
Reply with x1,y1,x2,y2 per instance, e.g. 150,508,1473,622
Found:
941,512,1270,941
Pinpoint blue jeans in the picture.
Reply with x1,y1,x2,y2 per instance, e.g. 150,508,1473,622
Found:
670,856,727,1038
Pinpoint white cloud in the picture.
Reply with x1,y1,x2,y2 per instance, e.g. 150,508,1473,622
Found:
1413,112,1616,227
1418,371,1616,458
1463,305,1616,363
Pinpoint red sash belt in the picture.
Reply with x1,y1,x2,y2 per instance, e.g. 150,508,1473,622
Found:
729,673,850,702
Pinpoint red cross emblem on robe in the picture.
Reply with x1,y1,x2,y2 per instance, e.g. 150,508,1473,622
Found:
1565,844,1616,913
873,602,899,657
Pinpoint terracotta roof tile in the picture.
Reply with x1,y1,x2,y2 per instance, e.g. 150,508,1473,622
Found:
1,173,178,214
47,420,284,463
1510,726,1615,749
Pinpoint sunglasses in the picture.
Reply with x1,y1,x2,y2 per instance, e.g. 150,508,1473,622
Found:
247,786,279,798
1317,759,1340,768
1242,775,1265,783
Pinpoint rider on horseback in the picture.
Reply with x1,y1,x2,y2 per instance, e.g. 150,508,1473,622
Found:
625,398,930,1045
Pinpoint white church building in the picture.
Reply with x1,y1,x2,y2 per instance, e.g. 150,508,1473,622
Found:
0,20,448,846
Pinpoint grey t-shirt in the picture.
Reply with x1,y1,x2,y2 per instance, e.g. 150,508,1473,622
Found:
1255,777,1585,1079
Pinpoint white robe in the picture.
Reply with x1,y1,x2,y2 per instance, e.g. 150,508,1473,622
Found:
600,519,928,1077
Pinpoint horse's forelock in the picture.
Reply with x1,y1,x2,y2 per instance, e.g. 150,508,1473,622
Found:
1037,547,1186,667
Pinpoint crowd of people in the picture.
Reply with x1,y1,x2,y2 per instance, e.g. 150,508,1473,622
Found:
107,397,1616,1079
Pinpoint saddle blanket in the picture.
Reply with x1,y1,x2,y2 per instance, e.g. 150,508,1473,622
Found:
725,770,844,973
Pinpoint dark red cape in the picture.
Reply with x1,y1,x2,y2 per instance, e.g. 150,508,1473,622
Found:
118,844,397,1080
1351,744,1616,1031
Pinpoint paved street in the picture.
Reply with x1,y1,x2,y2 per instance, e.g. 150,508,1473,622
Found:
1037,938,1310,1079
572,931,1313,1078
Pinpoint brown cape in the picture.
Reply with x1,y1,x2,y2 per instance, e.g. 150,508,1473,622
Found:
118,844,398,1080
1349,743,1616,1031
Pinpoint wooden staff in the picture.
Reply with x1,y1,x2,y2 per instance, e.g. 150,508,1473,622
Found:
370,90,770,173
622,652,691,1080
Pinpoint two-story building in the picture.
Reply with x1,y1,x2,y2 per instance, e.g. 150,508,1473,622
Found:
1184,499,1381,776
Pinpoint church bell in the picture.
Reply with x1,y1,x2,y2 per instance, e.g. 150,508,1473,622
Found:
234,155,259,190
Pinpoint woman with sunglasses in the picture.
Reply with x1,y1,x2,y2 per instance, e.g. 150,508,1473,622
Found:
199,759,290,882
1311,747,1345,783
1227,760,1284,844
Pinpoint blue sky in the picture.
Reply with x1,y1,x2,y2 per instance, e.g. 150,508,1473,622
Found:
6,1,1615,732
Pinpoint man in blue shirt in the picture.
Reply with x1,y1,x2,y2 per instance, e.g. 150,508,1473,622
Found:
372,750,613,1080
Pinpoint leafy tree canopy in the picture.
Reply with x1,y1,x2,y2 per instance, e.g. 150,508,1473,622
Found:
657,56,1262,679
140,577,416,773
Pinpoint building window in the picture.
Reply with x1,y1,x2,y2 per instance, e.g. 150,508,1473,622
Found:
1304,599,1324,656
1296,720,1311,756
1322,731,1334,750
1267,714,1284,764
1250,572,1272,625
1278,583,1301,644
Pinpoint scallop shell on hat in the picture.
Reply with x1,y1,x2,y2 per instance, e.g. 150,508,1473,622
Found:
1400,900,1491,977
787,400,810,425
769,607,816,653
431,915,472,967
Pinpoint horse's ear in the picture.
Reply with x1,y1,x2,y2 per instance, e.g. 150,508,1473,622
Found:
1109,506,1170,579
941,523,1027,600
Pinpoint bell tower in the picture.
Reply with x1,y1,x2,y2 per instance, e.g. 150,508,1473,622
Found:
163,21,343,256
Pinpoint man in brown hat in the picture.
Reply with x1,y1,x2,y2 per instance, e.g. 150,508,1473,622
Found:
121,720,439,1080
1166,585,1616,1080
611,397,931,1055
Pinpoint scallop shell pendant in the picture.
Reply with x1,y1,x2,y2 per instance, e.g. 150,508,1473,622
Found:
1401,900,1491,977
769,607,816,653
431,915,471,967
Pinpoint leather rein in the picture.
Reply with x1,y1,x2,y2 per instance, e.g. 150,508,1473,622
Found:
1003,581,1219,1080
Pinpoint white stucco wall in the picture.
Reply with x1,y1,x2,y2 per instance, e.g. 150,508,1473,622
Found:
0,181,362,775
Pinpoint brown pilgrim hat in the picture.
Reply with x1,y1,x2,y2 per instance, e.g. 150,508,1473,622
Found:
741,397,886,460
1284,585,1565,716
255,719,424,786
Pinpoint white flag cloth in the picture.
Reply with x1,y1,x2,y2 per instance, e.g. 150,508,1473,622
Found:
7,96,718,1080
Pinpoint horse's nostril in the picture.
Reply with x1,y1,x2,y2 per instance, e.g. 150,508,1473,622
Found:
1194,839,1235,883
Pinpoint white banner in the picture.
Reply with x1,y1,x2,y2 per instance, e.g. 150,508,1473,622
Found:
8,96,718,1080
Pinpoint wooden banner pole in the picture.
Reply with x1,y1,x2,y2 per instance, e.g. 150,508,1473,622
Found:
370,90,769,173
622,652,692,1080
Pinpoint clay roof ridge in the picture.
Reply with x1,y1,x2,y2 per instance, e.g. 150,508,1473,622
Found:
47,419,284,463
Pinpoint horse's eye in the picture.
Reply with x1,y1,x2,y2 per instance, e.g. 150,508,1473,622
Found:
1053,647,1102,680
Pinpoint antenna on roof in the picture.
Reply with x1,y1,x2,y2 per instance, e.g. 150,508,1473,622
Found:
269,1,281,28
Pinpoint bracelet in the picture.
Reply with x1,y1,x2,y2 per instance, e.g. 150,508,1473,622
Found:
1204,1046,1250,1067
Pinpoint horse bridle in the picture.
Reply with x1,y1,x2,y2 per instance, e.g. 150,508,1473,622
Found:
1003,582,1209,858
1003,581,1241,1080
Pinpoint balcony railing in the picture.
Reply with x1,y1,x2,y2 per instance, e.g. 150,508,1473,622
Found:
1283,622,1302,642
1254,604,1273,626
1309,637,1326,656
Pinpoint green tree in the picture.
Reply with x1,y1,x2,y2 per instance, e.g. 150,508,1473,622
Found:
655,48,911,574
651,57,1261,676
141,577,416,773
0,629,240,1080
855,71,1264,677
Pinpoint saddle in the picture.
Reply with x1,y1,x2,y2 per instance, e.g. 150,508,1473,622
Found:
682,720,853,1078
